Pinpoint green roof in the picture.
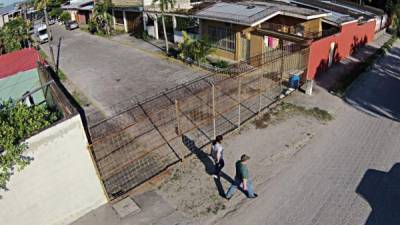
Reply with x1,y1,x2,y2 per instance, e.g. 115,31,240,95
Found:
0,68,45,104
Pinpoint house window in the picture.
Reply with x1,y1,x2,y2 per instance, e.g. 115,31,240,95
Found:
114,10,124,24
207,25,235,52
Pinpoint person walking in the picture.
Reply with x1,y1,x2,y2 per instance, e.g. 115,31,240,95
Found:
225,154,258,199
211,135,224,179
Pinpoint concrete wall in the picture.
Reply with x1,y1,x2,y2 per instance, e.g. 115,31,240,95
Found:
0,115,107,225
306,20,376,80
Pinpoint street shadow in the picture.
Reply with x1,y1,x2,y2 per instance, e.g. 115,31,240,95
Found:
315,45,342,90
182,135,235,197
315,36,378,92
344,46,400,122
356,163,400,225
350,35,368,56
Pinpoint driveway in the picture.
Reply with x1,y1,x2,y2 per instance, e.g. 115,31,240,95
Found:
41,25,207,121
215,41,400,225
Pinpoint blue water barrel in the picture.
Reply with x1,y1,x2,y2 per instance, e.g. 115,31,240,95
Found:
289,74,300,89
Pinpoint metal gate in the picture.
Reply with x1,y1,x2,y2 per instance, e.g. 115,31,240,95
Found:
87,45,309,200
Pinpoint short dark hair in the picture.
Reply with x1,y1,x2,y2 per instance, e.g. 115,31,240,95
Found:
240,154,250,162
216,135,223,143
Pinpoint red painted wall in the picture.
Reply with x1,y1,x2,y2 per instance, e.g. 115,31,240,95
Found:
306,20,376,80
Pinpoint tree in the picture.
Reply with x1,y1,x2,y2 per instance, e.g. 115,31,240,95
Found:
91,0,113,35
191,38,213,64
59,11,71,23
152,0,175,53
46,0,68,19
178,31,213,64
0,17,30,54
49,7,62,19
0,100,58,191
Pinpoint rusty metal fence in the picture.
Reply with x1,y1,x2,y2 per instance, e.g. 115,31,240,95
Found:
87,45,309,200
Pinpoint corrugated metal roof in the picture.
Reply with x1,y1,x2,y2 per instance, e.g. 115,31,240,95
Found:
61,0,93,10
79,4,94,10
0,4,18,15
196,2,278,25
195,1,327,26
0,69,45,103
291,0,377,24
0,48,41,79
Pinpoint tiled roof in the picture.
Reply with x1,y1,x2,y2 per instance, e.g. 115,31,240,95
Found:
0,48,41,80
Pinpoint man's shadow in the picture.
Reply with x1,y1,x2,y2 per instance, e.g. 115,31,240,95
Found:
182,135,235,197
356,163,400,225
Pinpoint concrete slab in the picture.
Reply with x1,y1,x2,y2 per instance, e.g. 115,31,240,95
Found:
69,191,192,225
112,197,140,218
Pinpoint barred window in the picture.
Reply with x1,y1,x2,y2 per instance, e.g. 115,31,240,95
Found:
208,26,235,52
114,10,124,24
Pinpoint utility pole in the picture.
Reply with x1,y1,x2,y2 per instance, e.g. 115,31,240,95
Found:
22,3,30,48
43,4,56,66
56,37,62,75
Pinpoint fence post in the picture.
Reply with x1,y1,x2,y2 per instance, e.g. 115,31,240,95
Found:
258,73,262,115
175,100,181,136
280,45,285,90
238,77,242,132
212,84,216,139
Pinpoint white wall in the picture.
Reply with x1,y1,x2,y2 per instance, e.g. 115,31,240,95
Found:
0,115,107,225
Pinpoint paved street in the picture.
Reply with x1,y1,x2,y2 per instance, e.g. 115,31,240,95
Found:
41,25,206,118
215,41,400,225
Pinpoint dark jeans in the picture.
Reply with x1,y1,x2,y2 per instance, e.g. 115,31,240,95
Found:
214,158,225,175
226,177,255,198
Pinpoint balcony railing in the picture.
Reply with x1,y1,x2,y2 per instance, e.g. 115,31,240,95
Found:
261,22,340,40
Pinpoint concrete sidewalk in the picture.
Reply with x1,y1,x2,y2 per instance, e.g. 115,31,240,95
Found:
70,191,192,225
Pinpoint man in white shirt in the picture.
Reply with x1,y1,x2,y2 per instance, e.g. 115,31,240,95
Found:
211,135,224,179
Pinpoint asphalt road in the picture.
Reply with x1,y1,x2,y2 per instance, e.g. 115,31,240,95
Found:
216,41,400,225
41,25,206,118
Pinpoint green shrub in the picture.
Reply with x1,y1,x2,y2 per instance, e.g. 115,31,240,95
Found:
0,101,59,190
59,11,71,23
211,60,229,68
88,19,97,34
178,31,214,64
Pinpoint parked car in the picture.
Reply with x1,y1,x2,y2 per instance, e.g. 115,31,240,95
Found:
33,23,48,44
48,18,56,25
65,20,79,30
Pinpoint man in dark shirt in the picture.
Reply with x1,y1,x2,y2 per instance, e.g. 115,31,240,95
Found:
225,154,258,199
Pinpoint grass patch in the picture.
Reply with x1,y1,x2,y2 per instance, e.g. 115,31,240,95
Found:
57,69,67,81
39,49,48,60
331,35,398,96
280,102,333,121
253,102,333,129
72,91,83,106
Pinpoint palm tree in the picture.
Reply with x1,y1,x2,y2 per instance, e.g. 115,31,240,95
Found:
92,0,113,35
152,0,175,53
34,0,55,65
